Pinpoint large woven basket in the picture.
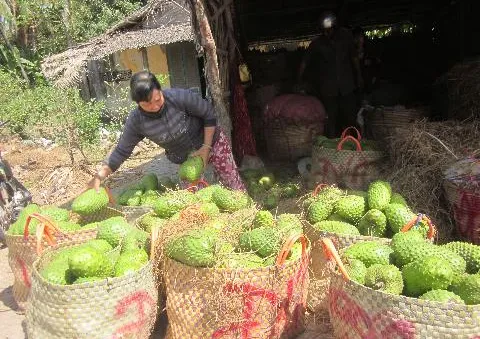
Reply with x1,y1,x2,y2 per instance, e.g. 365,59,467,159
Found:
26,241,158,339
5,215,98,310
264,119,322,161
119,205,154,224
366,106,428,141
310,135,385,190
443,179,480,245
323,238,480,338
164,234,311,339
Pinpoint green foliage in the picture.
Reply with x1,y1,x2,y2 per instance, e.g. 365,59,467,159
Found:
0,74,104,152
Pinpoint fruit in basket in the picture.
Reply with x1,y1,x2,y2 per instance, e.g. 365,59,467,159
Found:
384,203,415,234
83,239,113,253
367,180,392,211
365,264,403,295
166,229,218,267
391,231,434,267
419,290,464,304
344,259,367,284
258,174,275,190
72,188,109,215
139,173,158,191
327,213,349,222
140,190,160,207
343,241,393,267
96,216,133,247
40,259,74,285
358,209,387,237
195,185,221,202
253,210,274,228
198,202,220,218
138,213,167,233
114,249,149,277
40,206,70,222
68,247,114,279
443,242,480,274
280,182,300,198
153,190,196,218
56,221,82,232
212,188,250,212
436,248,466,274
402,256,454,297
334,195,366,224
122,229,149,254
307,200,335,224
239,227,281,258
118,189,142,206
179,156,204,182
313,220,360,236
7,203,41,235
449,274,480,305
390,193,408,206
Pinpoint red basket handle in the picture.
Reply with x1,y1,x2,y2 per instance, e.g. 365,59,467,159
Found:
400,214,436,240
340,126,362,141
23,213,63,255
321,238,351,281
337,136,363,152
312,183,329,197
276,233,308,266
186,179,209,192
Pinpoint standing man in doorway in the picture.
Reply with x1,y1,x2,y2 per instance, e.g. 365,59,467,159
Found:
298,11,363,138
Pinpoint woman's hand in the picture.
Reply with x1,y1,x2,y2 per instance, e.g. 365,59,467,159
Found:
191,145,211,168
87,165,112,192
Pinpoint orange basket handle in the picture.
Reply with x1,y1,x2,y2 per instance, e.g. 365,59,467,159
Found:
400,213,436,240
186,179,209,192
340,126,362,141
312,183,328,197
105,186,115,204
321,238,351,281
337,135,363,152
23,213,63,255
276,233,308,266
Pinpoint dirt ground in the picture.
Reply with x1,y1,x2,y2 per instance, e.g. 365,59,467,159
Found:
0,138,333,338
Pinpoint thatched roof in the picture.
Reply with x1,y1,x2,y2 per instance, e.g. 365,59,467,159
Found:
42,0,194,88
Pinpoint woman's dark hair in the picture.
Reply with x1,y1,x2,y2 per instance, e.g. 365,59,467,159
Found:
130,71,162,103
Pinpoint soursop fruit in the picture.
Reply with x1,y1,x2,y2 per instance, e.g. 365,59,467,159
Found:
450,274,480,305
391,231,434,267
263,189,281,210
137,213,167,233
419,290,464,304
114,249,149,277
118,189,142,206
443,242,480,274
153,190,196,218
72,188,109,215
327,213,348,222
390,193,408,206
334,195,366,224
367,180,392,211
402,256,454,297
365,264,403,295
312,220,360,236
8,203,41,235
179,156,204,182
68,247,114,279
358,209,387,237
199,202,220,218
253,210,275,229
56,221,82,233
239,227,281,258
212,188,250,212
258,174,275,190
139,173,158,191
307,200,335,224
343,241,393,267
276,213,303,239
384,203,416,234
96,216,133,247
83,239,113,253
344,259,367,284
40,206,70,222
195,185,221,202
40,259,73,285
166,229,218,267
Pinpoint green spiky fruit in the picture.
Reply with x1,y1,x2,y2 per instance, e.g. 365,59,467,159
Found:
72,188,109,215
263,189,281,210
198,202,220,218
307,200,335,224
281,183,300,198
276,213,303,238
83,239,113,253
96,216,133,248
195,185,221,202
68,247,114,279
365,264,403,295
81,222,98,230
390,193,408,206
358,209,387,237
40,206,70,222
367,180,392,211
327,213,348,222
334,195,366,224
140,173,158,191
137,213,167,233
312,220,360,236
239,227,281,258
8,204,41,235
258,174,275,190
153,190,196,218
140,190,160,207
114,249,149,277
117,189,142,206
166,229,218,267
179,156,204,182
253,210,275,228
384,203,416,234
56,221,82,233
344,259,367,284
443,242,480,274
121,229,149,254
402,256,454,297
212,188,250,212
40,259,73,285
391,231,434,267
419,290,464,304
449,274,480,305
343,241,393,267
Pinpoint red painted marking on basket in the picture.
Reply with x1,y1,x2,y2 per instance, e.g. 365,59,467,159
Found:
329,288,415,338
112,290,155,339
453,190,480,243
17,257,31,288
211,321,261,339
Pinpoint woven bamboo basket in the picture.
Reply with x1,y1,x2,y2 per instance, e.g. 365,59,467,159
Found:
443,179,480,245
366,106,428,141
264,119,322,161
164,234,311,339
119,205,154,224
25,241,158,339
322,238,480,338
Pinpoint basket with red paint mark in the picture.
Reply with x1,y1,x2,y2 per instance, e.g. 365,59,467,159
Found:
322,236,480,338
163,233,311,339
310,127,385,190
26,235,158,338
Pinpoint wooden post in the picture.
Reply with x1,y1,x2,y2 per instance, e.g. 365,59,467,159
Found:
191,0,232,138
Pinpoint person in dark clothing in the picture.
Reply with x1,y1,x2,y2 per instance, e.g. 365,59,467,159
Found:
298,11,363,138
353,26,381,95
88,71,245,191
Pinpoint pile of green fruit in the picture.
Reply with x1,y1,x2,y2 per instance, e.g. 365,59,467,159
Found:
337,233,480,305
116,173,177,207
240,168,303,210
39,215,150,285
165,207,305,269
305,180,428,239
179,156,204,183
315,135,380,151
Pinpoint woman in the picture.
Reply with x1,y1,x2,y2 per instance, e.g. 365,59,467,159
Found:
88,71,245,191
